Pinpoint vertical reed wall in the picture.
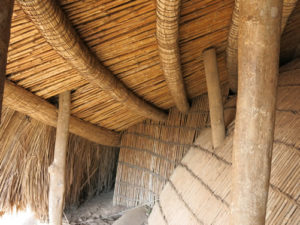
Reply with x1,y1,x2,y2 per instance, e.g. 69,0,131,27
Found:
113,86,232,207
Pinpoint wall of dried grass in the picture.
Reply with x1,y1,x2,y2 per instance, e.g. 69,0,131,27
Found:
0,106,119,220
113,84,233,207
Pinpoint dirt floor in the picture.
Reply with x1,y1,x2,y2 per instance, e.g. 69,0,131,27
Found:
64,192,148,225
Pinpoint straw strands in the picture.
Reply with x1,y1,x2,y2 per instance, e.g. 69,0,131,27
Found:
148,65,300,225
0,106,119,220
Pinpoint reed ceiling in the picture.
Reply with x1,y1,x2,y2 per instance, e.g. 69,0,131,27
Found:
5,0,299,132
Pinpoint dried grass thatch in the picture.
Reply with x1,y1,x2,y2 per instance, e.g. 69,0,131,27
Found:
148,64,300,225
0,106,119,220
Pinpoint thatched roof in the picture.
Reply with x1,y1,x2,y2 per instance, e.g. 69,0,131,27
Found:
3,0,298,139
5,0,239,132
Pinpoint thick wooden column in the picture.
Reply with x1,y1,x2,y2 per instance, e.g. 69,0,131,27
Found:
48,91,70,225
231,0,282,224
203,48,225,148
0,0,14,121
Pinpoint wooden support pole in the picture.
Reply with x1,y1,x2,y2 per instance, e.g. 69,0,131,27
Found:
48,91,70,225
3,80,120,146
231,0,282,224
203,48,225,148
0,0,14,121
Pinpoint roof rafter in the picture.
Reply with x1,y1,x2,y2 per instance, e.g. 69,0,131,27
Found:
3,80,121,146
156,0,189,113
16,0,168,121
226,0,298,92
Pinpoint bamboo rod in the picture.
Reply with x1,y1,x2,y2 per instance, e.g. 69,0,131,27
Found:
16,0,168,122
3,80,120,146
48,91,70,225
203,48,225,148
226,0,297,92
0,0,14,121
156,0,189,113
231,0,282,224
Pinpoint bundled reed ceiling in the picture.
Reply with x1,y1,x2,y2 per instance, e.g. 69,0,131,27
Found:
226,0,298,92
16,0,167,122
148,63,300,225
156,0,189,113
6,0,231,131
0,106,119,220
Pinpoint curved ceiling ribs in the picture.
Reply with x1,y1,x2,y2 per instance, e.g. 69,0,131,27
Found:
226,0,298,92
16,0,168,122
156,0,189,113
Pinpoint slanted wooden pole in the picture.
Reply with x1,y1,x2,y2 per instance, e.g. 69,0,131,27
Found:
203,48,225,148
3,80,120,146
48,91,70,225
0,0,14,121
231,0,282,224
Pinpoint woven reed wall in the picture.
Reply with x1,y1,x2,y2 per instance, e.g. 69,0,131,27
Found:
0,107,119,220
113,85,234,207
148,65,300,225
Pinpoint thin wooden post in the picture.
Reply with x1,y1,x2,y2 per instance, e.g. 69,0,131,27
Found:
48,91,71,225
231,0,282,224
203,48,225,148
0,0,14,121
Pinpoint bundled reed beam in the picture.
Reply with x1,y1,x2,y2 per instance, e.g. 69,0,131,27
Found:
156,0,189,113
226,0,297,92
0,0,14,121
3,80,120,146
203,48,225,148
232,0,282,224
49,91,70,225
16,0,167,122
